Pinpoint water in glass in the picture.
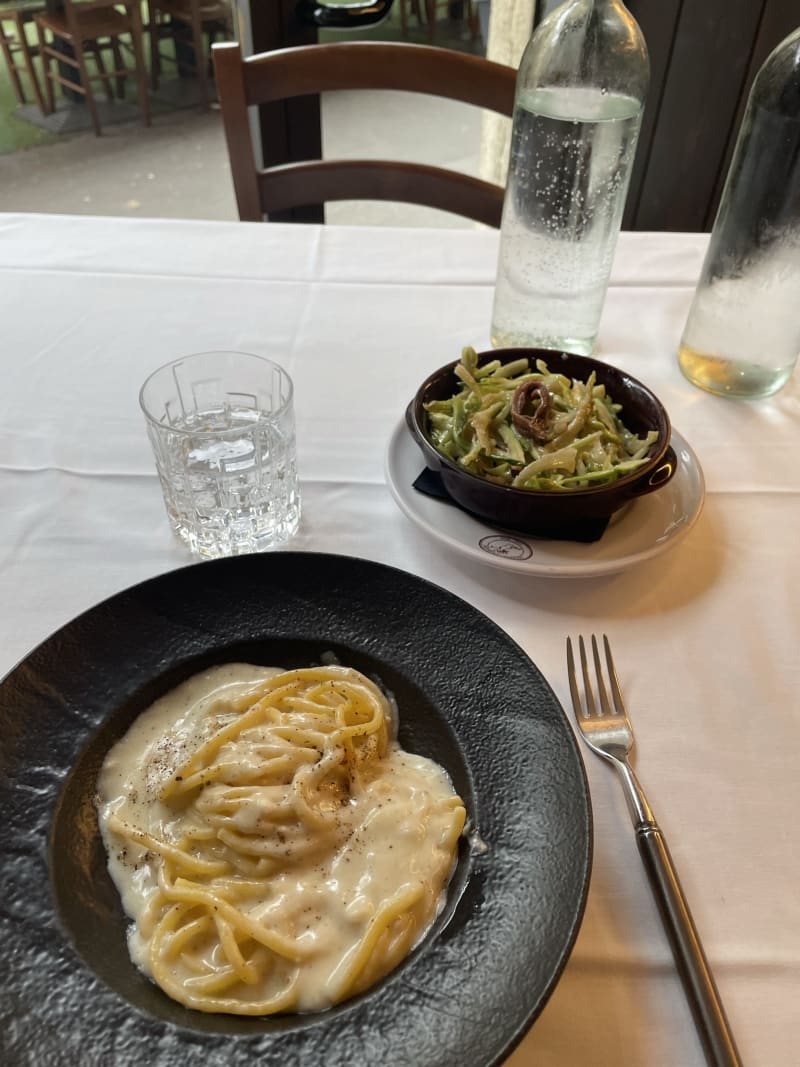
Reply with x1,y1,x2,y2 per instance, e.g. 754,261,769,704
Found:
141,353,300,559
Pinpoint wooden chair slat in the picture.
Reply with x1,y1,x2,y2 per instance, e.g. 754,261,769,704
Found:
241,41,516,115
259,159,505,229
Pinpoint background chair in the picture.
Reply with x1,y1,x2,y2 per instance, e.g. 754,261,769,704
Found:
0,0,46,113
421,0,480,44
398,0,424,37
148,0,230,110
212,40,516,227
36,0,150,136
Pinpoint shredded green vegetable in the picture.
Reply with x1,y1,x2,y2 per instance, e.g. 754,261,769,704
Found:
424,347,659,491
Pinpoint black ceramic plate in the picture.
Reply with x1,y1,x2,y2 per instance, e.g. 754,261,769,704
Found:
0,553,591,1067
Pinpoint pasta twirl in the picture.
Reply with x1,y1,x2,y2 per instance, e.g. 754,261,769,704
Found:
96,663,466,1015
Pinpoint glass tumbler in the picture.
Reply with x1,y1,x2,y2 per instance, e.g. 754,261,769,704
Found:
140,351,301,559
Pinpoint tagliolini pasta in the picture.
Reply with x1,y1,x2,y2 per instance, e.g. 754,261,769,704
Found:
96,663,465,1015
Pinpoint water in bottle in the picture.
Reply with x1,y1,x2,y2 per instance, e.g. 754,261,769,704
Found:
489,0,649,355
678,30,800,401
491,85,642,354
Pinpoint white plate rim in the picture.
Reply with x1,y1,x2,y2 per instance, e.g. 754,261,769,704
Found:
384,421,706,579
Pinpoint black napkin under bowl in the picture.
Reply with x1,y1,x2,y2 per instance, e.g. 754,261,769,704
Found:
411,466,611,544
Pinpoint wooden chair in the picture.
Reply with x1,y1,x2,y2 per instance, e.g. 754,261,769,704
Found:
397,0,479,43
0,0,46,113
212,40,516,227
423,0,480,44
35,0,150,136
398,0,423,37
147,0,230,110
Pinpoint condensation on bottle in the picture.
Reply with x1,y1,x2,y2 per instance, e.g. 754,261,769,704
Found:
491,0,649,356
678,26,800,399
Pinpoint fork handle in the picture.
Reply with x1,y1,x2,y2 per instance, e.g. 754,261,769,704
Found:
636,824,742,1067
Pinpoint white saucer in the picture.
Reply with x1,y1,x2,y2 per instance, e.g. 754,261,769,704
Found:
384,421,705,578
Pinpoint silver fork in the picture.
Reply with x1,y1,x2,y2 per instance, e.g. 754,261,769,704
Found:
567,634,742,1067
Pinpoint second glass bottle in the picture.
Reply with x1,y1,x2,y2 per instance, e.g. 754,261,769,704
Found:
491,0,649,355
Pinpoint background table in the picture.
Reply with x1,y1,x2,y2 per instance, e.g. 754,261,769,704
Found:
1,212,798,1067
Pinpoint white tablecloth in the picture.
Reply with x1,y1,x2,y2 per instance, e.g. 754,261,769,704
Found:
1,212,798,1067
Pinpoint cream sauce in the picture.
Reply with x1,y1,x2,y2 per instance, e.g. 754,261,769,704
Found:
96,663,464,1013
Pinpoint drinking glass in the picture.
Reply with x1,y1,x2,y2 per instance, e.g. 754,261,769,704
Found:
140,351,301,559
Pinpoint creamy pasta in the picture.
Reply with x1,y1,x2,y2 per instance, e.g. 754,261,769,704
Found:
96,663,466,1015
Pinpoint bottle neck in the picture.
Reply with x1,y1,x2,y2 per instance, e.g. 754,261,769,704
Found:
519,0,649,102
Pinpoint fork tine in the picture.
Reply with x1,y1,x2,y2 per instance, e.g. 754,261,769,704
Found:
566,637,583,718
578,636,598,717
591,635,613,716
602,633,626,716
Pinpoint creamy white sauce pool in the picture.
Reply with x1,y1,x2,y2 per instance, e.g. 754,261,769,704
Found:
96,664,465,1014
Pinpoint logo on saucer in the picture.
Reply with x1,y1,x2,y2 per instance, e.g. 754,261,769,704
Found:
478,535,533,560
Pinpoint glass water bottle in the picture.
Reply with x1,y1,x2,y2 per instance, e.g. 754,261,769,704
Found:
491,0,649,355
678,26,800,399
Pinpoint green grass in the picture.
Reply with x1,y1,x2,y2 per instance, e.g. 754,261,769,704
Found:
0,13,57,151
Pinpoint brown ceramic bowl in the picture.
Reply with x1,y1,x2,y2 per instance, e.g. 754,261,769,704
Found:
407,348,677,540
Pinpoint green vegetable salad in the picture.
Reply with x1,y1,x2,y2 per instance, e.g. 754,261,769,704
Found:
424,348,658,491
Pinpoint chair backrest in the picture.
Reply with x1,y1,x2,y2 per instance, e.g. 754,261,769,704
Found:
61,0,139,36
212,40,517,227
